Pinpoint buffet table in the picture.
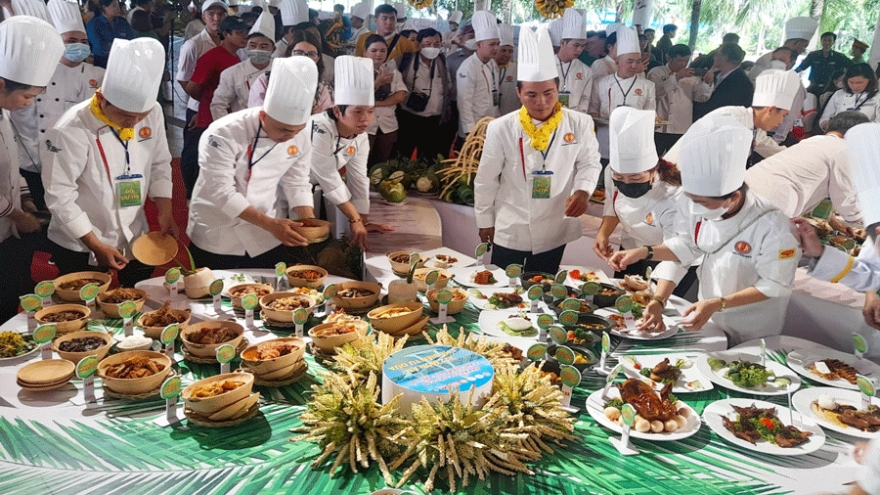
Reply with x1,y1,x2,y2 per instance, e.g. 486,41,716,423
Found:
0,266,873,495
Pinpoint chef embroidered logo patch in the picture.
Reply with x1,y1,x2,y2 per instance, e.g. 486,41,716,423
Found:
139,127,152,140
576,72,583,80
779,248,796,259
563,133,576,144
635,88,643,95
346,145,356,155
734,241,752,255
88,79,98,88
505,75,513,82
645,213,654,225
288,145,299,156
45,140,61,153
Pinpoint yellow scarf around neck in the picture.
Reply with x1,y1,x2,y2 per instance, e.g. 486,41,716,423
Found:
89,90,134,141
519,102,563,152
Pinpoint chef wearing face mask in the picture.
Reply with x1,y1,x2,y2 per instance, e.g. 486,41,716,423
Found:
10,0,105,211
210,11,275,120
187,57,318,269
610,114,801,345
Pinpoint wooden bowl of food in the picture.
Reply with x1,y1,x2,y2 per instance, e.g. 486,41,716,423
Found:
97,288,147,318
292,218,330,243
208,392,260,421
412,268,452,293
182,372,255,416
180,320,244,358
367,302,424,333
426,288,468,315
136,302,191,339
53,271,112,302
35,304,90,334
331,281,381,310
259,292,317,322
227,283,274,310
97,350,172,395
240,337,305,374
593,283,625,308
52,330,114,363
308,320,370,353
285,265,328,289
387,251,423,275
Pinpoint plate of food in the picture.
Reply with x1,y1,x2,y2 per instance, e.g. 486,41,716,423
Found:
448,266,509,289
565,267,610,286
792,387,880,440
786,348,880,391
620,353,713,393
586,379,701,441
596,308,679,340
419,248,477,269
468,288,533,311
695,352,801,396
0,331,39,361
477,310,543,349
703,398,825,455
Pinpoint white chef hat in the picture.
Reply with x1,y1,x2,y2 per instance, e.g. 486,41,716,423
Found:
252,0,267,10
548,18,563,48
498,23,514,47
334,55,373,106
228,0,239,6
518,25,556,83
471,10,498,42
12,0,51,22
394,2,405,18
610,108,659,174
753,69,801,110
616,27,640,56
264,56,317,126
449,10,462,24
350,2,369,20
844,123,880,226
785,16,818,42
679,114,751,197
268,0,283,7
632,0,653,27
249,11,275,40
474,0,488,12
202,0,228,14
47,0,85,35
102,38,165,113
605,23,624,36
0,16,64,87
560,8,585,40
280,0,308,26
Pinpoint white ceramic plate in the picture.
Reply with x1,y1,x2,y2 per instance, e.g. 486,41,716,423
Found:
419,248,477,269
0,336,39,362
792,387,880,440
596,308,680,341
563,267,611,288
703,398,826,456
477,310,543,350
695,352,801,396
448,266,510,289
786,348,880,391
585,388,701,442
468,288,538,311
620,353,714,393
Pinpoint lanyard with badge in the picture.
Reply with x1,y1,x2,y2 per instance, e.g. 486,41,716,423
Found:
96,128,142,208
610,74,638,109
847,91,876,111
558,60,572,107
247,123,276,182
519,130,557,199
482,63,500,107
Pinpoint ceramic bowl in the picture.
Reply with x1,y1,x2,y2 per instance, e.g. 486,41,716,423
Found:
592,283,626,308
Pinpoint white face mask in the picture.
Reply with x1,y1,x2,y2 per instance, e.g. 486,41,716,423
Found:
689,199,727,221
420,47,441,60
463,39,477,51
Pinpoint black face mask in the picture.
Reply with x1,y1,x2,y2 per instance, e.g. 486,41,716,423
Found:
613,179,653,199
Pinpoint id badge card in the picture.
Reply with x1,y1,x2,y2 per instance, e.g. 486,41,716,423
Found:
492,91,500,107
116,173,144,208
558,92,570,107
532,171,553,199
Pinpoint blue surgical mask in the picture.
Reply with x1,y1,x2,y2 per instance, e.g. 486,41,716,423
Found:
64,43,91,63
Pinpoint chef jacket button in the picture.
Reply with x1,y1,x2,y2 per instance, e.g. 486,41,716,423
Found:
55,98,59,102
36,98,41,102
40,130,45,133
51,82,56,85
39,114,44,118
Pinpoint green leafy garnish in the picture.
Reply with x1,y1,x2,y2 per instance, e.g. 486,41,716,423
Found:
604,398,625,409
707,357,727,372
725,360,773,388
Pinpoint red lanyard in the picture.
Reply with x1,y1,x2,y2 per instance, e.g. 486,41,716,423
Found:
694,220,702,244
518,137,526,180
95,137,114,185
612,190,619,214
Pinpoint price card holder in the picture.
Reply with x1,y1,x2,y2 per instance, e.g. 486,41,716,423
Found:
216,344,236,374
161,324,179,361
35,281,55,308
505,264,522,288
33,324,56,359
526,343,548,362
293,308,309,338
555,270,568,285
599,332,611,371
475,243,488,267
425,270,440,293
76,355,99,403
853,333,868,360
165,268,181,297
275,262,287,291
857,374,876,411
536,314,553,341
241,294,259,328
550,284,568,302
79,283,100,310
409,252,421,267
430,289,456,324
208,279,224,313
581,282,599,305
549,325,568,345
559,364,581,411
609,403,639,456
118,301,137,337
155,376,182,426
19,294,40,333
615,295,635,331
323,284,338,314
527,285,543,312
759,338,767,367
600,363,623,397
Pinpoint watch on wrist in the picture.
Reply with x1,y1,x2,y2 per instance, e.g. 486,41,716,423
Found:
644,245,654,260
718,297,727,312
651,294,666,306
349,217,363,225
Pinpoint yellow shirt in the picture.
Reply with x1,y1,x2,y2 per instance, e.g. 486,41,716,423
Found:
355,32,418,62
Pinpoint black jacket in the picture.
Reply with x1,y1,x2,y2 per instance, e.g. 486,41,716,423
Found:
693,68,753,122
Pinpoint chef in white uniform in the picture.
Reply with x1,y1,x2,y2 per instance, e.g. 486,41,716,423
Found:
347,2,371,54
555,9,593,114
646,43,713,136
749,17,818,82
474,26,602,273
610,114,801,345
442,10,463,53
210,11,275,120
0,17,64,322
42,38,173,287
11,0,105,210
3,0,51,20
187,57,317,269
273,0,308,60
308,56,373,250
456,10,500,138
589,27,656,160
589,24,622,80
495,23,519,116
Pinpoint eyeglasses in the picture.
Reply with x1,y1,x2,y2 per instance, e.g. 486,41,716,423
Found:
292,50,320,60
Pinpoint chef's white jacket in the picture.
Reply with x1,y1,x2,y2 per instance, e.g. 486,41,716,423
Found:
308,111,370,214
456,54,500,136
556,56,593,114
771,84,806,143
0,111,21,244
646,65,713,134
819,89,879,126
666,193,801,345
497,62,519,116
591,55,616,80
745,134,861,223
589,73,656,159
10,62,105,173
40,101,173,254
210,59,269,120
664,106,785,164
747,53,773,83
474,108,602,254
808,241,880,292
187,108,313,257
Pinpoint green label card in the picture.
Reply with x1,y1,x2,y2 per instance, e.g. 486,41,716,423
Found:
549,326,568,345
118,301,137,319
606,363,623,384
560,364,582,388
275,262,287,278
160,376,182,400
561,298,581,311
550,284,568,300
554,345,575,366
620,404,636,427
536,314,554,330
33,324,56,344
559,310,579,327
20,294,41,312
615,295,634,314
505,264,523,279
215,344,236,364
209,279,224,297
602,332,611,353
323,284,338,299
161,324,179,345
581,282,600,296
425,270,440,286
853,333,868,354
527,285,543,301
241,293,259,311
293,308,309,325
436,289,453,305
409,253,420,265
527,343,548,361
857,375,876,397
475,243,488,258
165,268,181,285
35,281,55,298
75,355,99,379
555,270,568,284
79,283,100,302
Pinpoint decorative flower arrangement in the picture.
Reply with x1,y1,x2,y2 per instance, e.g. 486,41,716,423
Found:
536,0,574,19
292,327,576,492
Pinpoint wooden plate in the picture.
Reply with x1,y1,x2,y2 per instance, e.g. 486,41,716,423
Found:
132,232,179,266
17,359,75,385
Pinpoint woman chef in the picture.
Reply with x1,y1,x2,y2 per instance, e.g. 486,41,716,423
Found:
609,114,801,345
186,57,318,269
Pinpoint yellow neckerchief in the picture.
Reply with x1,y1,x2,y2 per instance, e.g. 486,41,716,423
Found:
519,102,563,152
89,90,134,141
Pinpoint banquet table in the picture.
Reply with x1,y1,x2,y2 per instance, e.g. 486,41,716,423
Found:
0,266,873,495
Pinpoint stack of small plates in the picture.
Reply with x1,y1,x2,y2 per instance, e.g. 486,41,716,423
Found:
17,360,75,392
